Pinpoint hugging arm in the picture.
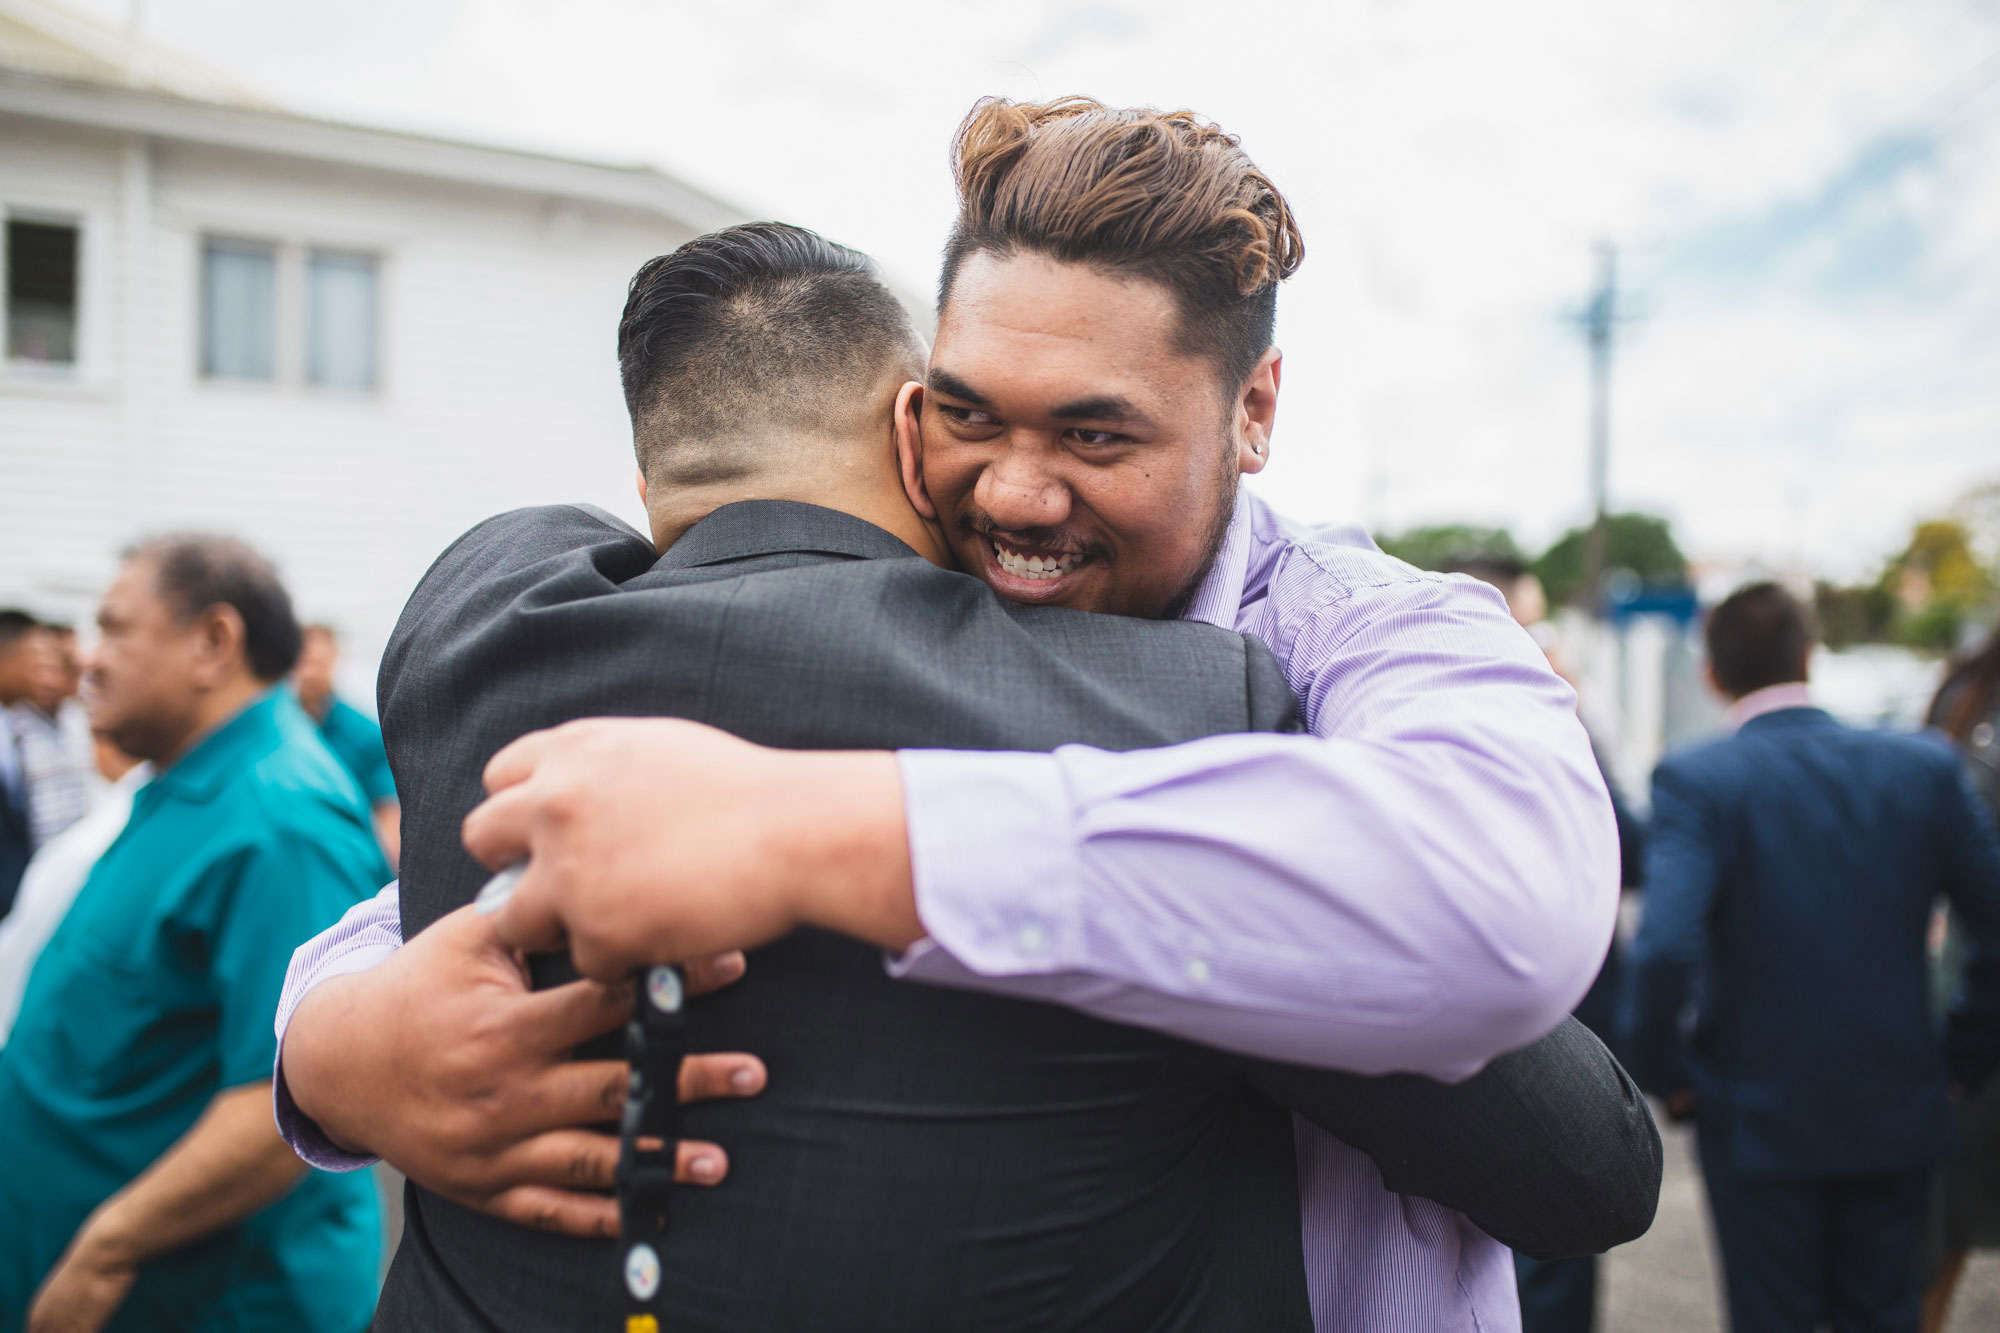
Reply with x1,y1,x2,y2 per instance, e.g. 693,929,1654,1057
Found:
1248,1015,1661,1259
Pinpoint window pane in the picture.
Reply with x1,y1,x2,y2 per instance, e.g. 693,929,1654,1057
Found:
306,250,378,390
7,220,79,364
201,239,276,380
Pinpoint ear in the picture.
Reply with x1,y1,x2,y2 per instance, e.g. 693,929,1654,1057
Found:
192,604,249,689
635,466,648,508
895,380,938,521
1703,660,1727,702
1234,348,1281,476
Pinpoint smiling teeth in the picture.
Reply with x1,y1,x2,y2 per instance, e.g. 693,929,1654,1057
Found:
995,544,1083,581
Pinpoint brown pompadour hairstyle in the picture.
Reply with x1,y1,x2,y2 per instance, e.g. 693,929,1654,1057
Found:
939,96,1304,393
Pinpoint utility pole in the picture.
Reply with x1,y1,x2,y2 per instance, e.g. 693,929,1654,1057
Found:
1581,242,1617,617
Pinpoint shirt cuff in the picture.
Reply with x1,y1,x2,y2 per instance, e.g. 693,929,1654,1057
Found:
271,941,399,1172
888,749,1084,980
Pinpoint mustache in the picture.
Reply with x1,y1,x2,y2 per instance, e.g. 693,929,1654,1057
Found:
959,513,1106,562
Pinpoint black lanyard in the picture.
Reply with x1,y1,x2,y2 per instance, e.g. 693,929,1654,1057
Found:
617,964,687,1331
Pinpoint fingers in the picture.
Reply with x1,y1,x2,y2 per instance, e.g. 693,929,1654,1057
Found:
678,1052,766,1104
514,977,635,1054
485,1184,619,1239
509,1048,763,1136
482,728,558,796
682,951,748,998
488,858,568,957
675,1138,729,1186
462,782,539,873
481,1135,735,1237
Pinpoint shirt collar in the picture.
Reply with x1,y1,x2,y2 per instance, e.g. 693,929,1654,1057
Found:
1727,681,1815,732
150,687,288,803
1180,489,1255,631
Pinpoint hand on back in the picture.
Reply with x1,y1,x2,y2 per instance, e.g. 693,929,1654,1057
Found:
281,901,763,1237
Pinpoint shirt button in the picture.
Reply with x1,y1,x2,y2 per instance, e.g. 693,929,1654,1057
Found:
1185,958,1212,985
1015,922,1048,956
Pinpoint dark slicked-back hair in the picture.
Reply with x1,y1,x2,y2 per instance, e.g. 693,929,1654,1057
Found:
617,222,923,488
1706,581,1815,699
940,96,1304,395
125,534,302,682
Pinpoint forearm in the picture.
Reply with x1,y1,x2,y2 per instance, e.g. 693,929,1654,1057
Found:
894,723,1619,1079
1249,1017,1661,1258
82,1082,305,1268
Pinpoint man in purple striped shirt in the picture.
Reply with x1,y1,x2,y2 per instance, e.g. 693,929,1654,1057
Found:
280,98,1628,1330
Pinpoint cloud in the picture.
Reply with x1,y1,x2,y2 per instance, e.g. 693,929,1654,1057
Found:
89,0,2000,577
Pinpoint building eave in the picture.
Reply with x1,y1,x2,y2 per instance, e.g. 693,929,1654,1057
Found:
0,65,747,232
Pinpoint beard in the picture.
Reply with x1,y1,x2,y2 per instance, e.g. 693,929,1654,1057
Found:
1155,468,1241,623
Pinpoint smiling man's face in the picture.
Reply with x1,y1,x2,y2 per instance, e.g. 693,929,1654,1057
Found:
906,251,1276,620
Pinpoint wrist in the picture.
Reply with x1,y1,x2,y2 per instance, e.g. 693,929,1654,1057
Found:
282,972,377,1157
779,751,922,951
72,1202,144,1271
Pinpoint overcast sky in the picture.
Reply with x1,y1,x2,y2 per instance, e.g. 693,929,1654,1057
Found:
76,0,2000,579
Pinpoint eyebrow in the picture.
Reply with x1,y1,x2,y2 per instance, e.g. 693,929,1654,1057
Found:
929,368,1156,430
1048,394,1151,427
926,368,989,407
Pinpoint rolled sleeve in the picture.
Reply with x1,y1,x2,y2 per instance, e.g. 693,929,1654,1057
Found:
270,882,404,1170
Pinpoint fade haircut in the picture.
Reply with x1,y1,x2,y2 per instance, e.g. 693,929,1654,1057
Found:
124,534,302,682
617,222,925,488
1706,582,1815,698
940,96,1304,395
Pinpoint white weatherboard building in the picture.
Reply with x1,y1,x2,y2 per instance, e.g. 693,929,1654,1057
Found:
0,0,745,695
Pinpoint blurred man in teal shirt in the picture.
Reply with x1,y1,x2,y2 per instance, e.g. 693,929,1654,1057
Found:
0,535,384,1333
293,624,399,868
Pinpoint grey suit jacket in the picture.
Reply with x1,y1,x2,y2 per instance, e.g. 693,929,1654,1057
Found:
375,501,1658,1332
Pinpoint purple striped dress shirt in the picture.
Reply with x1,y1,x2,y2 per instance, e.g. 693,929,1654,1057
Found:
275,489,1620,1332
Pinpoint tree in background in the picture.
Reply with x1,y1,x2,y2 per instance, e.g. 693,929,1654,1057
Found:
1813,580,1897,649
1879,518,1995,652
1375,524,1524,573
1535,513,1689,609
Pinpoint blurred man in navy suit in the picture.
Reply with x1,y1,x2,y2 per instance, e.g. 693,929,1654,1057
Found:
1627,581,2000,1332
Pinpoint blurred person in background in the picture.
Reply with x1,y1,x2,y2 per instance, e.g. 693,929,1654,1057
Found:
0,536,385,1333
5,617,98,855
293,623,400,868
1447,555,1647,1333
0,733,144,1046
0,610,42,917
1922,624,2000,1333
1627,582,2000,1333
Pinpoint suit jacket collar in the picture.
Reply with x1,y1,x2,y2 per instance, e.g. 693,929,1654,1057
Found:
656,500,919,572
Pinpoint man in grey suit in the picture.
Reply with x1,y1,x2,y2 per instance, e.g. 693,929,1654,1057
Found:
282,222,1657,1330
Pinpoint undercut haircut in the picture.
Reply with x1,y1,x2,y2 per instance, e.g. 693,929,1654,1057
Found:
940,96,1304,394
617,222,924,488
1706,582,1815,699
125,534,302,683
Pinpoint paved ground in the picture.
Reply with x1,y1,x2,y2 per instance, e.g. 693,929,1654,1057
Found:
1603,1118,2000,1332
372,1119,2000,1329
